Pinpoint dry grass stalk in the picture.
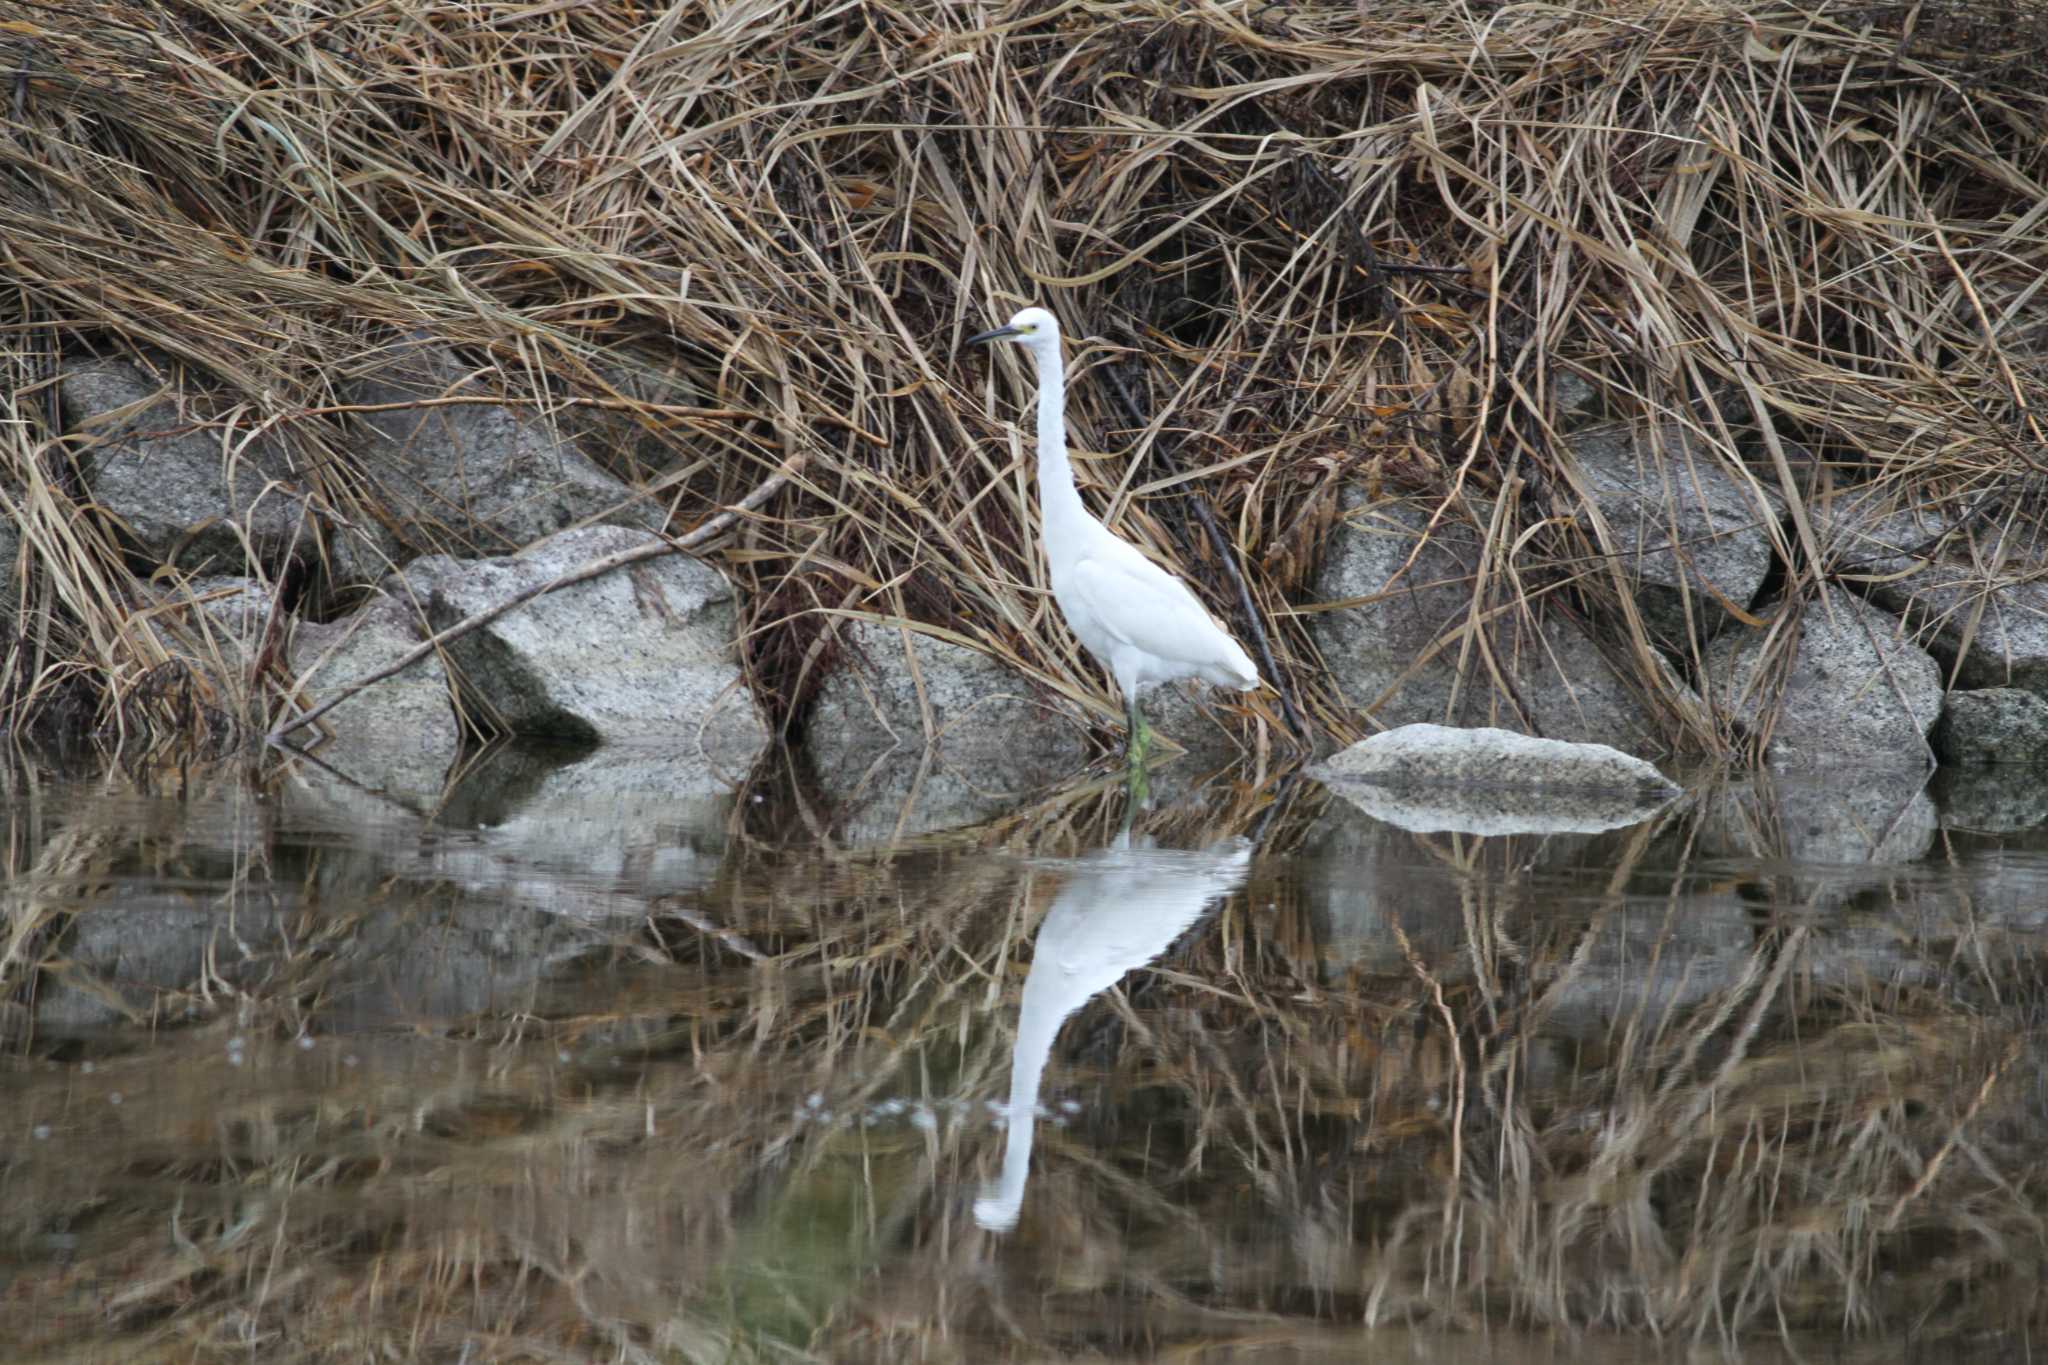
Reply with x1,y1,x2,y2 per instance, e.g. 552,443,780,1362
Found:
0,1,2043,746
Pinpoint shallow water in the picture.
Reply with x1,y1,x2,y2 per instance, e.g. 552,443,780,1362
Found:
3,743,2046,1362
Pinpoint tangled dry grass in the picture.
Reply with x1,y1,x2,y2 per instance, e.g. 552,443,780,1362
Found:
3,0,2047,748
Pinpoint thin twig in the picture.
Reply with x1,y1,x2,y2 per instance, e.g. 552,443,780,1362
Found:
267,461,798,744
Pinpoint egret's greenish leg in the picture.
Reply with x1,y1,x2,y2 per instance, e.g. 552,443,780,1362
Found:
1125,693,1153,771
1124,692,1154,809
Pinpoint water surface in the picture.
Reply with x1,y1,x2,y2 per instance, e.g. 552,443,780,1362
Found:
3,744,2044,1362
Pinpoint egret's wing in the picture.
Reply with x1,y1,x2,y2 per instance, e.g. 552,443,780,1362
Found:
1070,546,1256,681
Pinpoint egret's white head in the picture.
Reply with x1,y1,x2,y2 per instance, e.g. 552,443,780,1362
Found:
967,306,1061,354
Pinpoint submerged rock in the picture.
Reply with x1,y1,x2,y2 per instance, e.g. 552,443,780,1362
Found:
807,619,1090,824
342,333,659,564
1932,764,2048,833
1539,890,1760,1032
1294,800,1471,974
1699,768,1936,900
1306,493,1687,756
36,892,292,1035
1294,792,1669,976
394,524,767,774
60,356,311,574
1319,782,1676,836
1567,422,1779,648
425,743,737,915
1701,586,1941,770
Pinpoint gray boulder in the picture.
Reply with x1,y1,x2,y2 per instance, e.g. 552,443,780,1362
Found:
1549,367,1605,426
807,619,1091,827
394,525,767,774
562,348,707,479
1144,681,1260,766
1825,499,2048,693
158,574,273,664
342,334,659,559
1307,493,1686,755
1701,587,1941,770
1567,422,1779,647
60,357,310,572
1875,572,2048,694
1932,688,2048,766
287,592,462,797
1816,489,1955,579
819,752,1060,844
140,576,275,718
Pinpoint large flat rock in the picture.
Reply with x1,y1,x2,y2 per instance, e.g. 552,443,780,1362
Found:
394,525,768,774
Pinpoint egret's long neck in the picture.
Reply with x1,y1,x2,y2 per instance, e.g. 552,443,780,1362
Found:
1031,343,1088,541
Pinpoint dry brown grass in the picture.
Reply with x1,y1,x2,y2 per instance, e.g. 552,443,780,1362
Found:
3,0,2046,748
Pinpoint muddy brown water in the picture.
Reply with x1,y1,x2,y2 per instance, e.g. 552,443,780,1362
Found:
3,743,2044,1363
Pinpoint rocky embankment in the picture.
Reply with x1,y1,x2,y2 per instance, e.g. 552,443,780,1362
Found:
29,343,2048,805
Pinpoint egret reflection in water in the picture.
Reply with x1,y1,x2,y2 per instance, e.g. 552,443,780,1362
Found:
974,831,1255,1231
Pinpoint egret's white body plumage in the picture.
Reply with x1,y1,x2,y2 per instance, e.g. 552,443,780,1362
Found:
969,307,1259,747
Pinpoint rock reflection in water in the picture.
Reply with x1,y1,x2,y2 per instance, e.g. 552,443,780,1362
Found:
7,748,2048,1360
975,831,1253,1231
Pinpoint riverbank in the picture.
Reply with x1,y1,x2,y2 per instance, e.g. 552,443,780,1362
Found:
3,1,2046,779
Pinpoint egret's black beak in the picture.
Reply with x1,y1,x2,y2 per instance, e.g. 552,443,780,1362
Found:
965,324,1021,347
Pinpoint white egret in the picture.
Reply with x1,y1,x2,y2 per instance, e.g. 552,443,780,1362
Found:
967,306,1261,770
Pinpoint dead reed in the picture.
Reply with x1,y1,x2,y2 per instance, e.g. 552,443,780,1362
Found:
2,0,2045,745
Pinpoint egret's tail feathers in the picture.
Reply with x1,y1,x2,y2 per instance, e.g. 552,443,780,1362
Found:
1209,640,1261,691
